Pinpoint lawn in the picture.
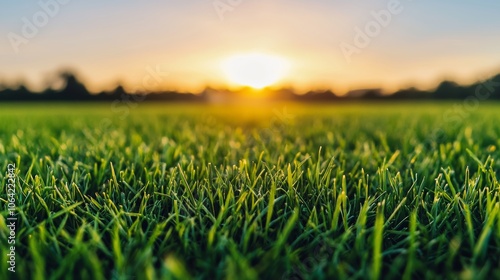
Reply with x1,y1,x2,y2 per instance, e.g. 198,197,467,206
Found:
1,102,500,279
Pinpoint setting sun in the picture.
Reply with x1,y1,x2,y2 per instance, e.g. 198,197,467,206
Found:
221,53,290,89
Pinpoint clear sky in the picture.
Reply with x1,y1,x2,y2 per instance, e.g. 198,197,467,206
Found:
1,0,500,94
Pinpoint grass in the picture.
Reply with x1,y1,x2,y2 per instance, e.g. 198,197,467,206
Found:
1,102,500,279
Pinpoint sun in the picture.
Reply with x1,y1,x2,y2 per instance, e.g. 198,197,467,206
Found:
221,53,290,89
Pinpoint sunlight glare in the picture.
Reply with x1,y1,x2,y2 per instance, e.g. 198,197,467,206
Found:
221,53,290,89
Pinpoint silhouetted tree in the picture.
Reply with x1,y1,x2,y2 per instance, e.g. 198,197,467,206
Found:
59,72,90,100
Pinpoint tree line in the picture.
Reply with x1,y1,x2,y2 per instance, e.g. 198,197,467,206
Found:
1,71,500,102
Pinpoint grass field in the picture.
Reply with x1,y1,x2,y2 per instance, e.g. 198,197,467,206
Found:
1,102,500,279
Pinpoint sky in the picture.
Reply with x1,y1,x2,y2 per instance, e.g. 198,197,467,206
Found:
1,0,500,94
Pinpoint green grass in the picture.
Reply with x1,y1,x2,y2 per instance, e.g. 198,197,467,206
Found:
1,102,500,279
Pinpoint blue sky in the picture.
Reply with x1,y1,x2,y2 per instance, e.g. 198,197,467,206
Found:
1,0,500,93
